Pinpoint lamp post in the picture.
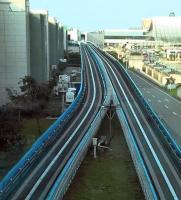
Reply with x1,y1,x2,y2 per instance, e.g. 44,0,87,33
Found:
125,51,130,70
92,138,98,158
102,101,120,145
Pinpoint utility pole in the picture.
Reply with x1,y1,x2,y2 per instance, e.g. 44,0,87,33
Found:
92,138,98,158
104,101,117,145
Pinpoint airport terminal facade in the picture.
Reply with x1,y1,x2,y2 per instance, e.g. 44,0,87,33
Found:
104,15,181,48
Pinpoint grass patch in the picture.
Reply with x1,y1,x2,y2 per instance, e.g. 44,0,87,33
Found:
167,88,177,98
63,115,144,200
0,118,55,180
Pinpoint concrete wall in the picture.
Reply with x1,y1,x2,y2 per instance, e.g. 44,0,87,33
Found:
142,65,169,86
49,17,58,68
0,0,30,105
49,17,65,76
128,56,144,71
58,26,64,59
0,1,67,105
29,10,49,82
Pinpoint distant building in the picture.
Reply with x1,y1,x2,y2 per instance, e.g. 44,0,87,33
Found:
30,13,67,82
68,28,81,41
143,16,181,45
49,17,59,71
0,1,67,105
58,25,65,59
104,29,151,47
29,10,49,82
80,32,87,41
104,15,181,49
49,17,65,71
87,31,104,49
0,0,30,105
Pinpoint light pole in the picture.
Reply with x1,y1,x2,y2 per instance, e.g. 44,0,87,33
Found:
125,53,129,70
102,101,119,145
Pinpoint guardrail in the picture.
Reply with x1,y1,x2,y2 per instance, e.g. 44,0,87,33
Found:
105,52,181,160
0,55,86,196
46,44,111,200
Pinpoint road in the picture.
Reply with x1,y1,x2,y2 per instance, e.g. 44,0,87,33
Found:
1,44,104,200
89,44,181,200
128,71,181,146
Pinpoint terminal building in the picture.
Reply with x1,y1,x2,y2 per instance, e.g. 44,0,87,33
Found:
30,13,65,82
0,0,67,105
104,29,152,47
143,16,181,46
49,17,65,71
29,10,49,82
0,0,30,105
103,15,181,49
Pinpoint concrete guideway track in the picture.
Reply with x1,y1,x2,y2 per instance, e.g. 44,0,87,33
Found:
1,44,104,200
89,44,181,200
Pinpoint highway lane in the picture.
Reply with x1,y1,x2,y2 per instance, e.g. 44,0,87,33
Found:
89,44,181,200
128,71,181,146
2,43,104,200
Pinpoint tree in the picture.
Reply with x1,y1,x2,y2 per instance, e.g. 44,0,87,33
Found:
0,105,23,146
6,76,53,134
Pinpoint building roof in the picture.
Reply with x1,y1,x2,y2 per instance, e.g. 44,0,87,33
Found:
104,29,145,37
143,16,181,43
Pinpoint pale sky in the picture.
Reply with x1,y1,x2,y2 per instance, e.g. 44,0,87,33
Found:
29,0,181,31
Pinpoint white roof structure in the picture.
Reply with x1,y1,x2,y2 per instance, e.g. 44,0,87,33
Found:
143,16,181,43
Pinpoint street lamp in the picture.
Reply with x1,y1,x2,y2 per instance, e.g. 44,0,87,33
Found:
102,101,120,145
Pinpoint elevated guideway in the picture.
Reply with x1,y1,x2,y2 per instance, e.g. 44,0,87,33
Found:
1,42,180,200
88,44,181,200
0,43,109,200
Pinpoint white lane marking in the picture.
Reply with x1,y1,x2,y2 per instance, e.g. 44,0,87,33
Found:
130,72,181,105
172,112,177,116
148,99,151,102
165,99,169,102
98,53,179,200
164,105,169,109
143,88,146,90
25,46,97,200
158,100,162,103
147,91,150,94
152,95,155,98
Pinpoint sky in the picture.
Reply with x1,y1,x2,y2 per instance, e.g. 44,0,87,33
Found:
29,0,181,31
